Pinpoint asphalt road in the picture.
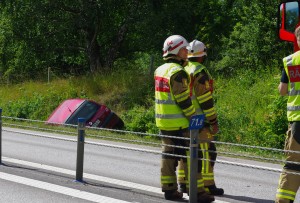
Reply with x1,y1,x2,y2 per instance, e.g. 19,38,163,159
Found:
0,127,299,203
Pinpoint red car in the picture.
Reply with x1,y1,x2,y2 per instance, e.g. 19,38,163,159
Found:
46,98,124,129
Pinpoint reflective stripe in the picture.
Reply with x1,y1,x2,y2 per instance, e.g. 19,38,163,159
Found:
197,92,212,103
174,90,190,102
289,89,300,96
202,173,214,181
186,179,204,189
200,143,210,173
197,179,204,188
155,113,185,119
203,107,216,117
177,169,185,178
183,105,196,117
161,176,177,184
155,99,176,105
276,189,296,200
287,106,300,111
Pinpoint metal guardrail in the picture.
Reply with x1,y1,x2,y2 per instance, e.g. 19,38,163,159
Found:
0,109,2,164
76,118,86,182
1,111,300,202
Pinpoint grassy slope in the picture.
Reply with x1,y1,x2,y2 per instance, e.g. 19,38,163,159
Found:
0,68,288,153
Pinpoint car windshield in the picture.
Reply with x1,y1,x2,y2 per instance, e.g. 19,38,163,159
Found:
66,101,100,125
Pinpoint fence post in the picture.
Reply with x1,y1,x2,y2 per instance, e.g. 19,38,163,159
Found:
76,118,85,182
48,67,51,84
189,129,198,203
0,109,2,165
189,114,205,203
149,55,154,75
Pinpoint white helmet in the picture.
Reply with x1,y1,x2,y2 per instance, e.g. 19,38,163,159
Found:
162,35,189,57
187,40,207,58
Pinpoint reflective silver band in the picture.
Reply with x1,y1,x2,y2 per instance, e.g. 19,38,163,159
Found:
155,99,176,105
287,106,300,111
155,113,185,119
289,89,300,96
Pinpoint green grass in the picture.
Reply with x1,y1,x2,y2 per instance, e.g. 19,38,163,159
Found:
214,68,287,149
0,66,288,162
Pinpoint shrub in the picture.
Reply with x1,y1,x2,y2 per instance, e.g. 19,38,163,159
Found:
121,105,159,135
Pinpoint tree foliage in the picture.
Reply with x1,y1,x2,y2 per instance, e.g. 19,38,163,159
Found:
0,0,294,81
211,0,292,75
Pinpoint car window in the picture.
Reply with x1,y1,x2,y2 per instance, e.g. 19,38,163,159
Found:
66,101,100,125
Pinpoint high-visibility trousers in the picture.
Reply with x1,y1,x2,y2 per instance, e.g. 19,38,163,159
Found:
276,122,300,203
177,126,216,191
160,128,190,192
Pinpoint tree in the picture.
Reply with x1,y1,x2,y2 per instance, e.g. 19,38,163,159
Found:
211,0,292,74
0,0,290,80
0,0,151,78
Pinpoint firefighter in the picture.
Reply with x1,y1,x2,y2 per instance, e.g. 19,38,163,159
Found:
178,40,224,196
155,35,214,202
276,25,300,203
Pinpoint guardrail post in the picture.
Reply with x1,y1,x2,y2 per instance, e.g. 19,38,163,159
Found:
189,129,198,203
76,117,85,182
189,114,205,203
0,109,2,165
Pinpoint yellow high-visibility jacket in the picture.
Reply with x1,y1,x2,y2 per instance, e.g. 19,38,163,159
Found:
185,61,217,124
155,63,195,130
284,50,300,121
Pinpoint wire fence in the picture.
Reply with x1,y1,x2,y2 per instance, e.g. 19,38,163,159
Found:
3,114,300,202
2,115,300,173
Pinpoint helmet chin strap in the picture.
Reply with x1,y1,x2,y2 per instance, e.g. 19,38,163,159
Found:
164,56,186,66
201,56,207,64
177,56,187,66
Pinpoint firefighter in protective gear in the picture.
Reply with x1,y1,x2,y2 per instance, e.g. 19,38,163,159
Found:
178,40,224,196
155,35,214,202
276,25,300,203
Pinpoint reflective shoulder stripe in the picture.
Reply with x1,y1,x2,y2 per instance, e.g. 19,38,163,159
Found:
186,62,204,72
155,63,183,78
194,64,206,75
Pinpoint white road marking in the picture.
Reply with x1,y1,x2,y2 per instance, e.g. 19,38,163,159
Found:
2,157,229,203
0,171,130,203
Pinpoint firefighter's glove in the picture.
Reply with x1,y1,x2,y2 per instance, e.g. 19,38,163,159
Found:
211,123,219,135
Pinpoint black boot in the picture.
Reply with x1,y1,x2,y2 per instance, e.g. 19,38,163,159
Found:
197,192,215,203
164,190,183,200
179,184,187,193
205,184,224,195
